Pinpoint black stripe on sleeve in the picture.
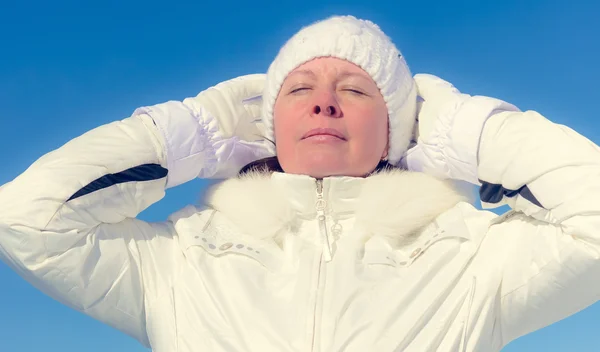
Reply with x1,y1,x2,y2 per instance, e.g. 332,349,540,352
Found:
68,163,168,201
479,181,543,208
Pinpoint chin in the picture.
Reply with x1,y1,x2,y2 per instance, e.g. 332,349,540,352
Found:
281,160,344,178
278,151,376,178
304,169,342,179
302,156,345,176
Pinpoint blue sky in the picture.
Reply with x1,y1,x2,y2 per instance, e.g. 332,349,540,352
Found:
1,0,599,351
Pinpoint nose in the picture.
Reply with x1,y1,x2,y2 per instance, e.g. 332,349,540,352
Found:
312,105,338,116
311,91,342,118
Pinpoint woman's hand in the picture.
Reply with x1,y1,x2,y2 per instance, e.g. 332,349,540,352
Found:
400,74,518,185
185,74,275,179
137,74,275,187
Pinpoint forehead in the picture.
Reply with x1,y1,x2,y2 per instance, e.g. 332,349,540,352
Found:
288,57,371,80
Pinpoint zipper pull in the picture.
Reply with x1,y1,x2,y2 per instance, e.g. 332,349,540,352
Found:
316,179,333,262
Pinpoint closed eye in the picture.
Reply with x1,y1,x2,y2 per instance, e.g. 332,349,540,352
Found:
289,87,311,94
344,89,366,95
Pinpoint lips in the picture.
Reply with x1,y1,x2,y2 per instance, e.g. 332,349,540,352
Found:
301,128,346,140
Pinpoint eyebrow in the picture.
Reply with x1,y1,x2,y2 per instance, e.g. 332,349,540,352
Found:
337,71,371,81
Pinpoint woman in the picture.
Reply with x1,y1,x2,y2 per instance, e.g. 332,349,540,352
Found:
1,15,599,351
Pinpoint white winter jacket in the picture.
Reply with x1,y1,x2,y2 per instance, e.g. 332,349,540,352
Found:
1,75,600,352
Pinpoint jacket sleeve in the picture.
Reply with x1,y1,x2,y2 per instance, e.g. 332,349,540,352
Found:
475,109,600,344
405,74,600,344
0,100,214,346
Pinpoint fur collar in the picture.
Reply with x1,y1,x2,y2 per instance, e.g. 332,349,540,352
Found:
203,169,470,247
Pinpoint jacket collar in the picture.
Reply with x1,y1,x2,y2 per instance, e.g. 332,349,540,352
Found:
203,169,471,247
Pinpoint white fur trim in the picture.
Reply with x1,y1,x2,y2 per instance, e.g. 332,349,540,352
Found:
203,169,467,247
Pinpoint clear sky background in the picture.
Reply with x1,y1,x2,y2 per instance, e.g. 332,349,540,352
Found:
1,0,599,351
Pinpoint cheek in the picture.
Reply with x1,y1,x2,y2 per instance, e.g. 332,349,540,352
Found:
273,100,301,147
349,105,389,141
273,104,287,139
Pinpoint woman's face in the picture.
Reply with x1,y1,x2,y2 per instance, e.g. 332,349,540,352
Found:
273,57,389,178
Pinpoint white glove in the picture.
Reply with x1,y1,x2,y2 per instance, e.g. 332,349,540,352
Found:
185,74,274,179
400,74,517,184
411,74,469,143
136,74,274,187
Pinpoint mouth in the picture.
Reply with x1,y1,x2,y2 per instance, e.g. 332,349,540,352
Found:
301,128,346,140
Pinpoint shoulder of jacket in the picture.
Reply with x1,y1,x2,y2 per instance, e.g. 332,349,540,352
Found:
434,202,499,241
168,205,216,233
167,205,254,243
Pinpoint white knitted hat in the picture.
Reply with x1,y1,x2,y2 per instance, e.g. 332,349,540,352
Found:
262,15,417,165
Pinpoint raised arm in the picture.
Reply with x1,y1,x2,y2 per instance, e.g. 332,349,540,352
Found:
403,73,600,345
0,74,270,345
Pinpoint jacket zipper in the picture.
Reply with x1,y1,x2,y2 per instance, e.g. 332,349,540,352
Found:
310,179,331,352
316,179,333,262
